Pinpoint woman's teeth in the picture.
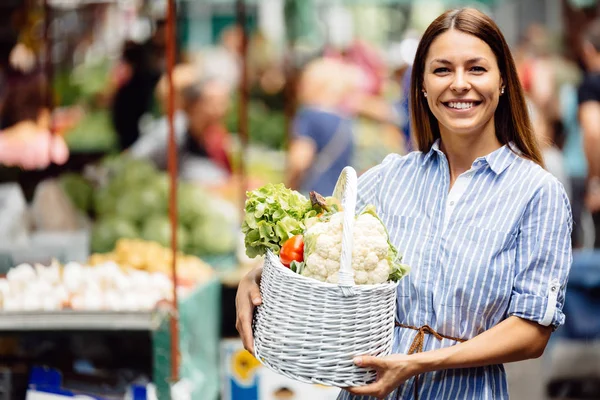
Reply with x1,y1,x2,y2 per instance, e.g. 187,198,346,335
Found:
448,102,475,110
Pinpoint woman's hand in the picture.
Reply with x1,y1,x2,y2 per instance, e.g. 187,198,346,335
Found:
346,354,421,399
235,266,263,355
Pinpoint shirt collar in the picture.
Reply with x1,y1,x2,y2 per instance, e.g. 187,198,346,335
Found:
424,139,519,175
423,139,444,162
475,143,519,174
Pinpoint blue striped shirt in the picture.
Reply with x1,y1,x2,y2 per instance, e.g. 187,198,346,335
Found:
339,140,573,400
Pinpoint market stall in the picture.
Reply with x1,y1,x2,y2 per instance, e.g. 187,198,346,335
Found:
0,0,229,398
0,0,412,397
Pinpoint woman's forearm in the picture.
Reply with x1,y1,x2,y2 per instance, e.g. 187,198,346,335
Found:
413,316,552,374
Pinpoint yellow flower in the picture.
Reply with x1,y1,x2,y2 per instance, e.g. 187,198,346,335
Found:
232,349,261,382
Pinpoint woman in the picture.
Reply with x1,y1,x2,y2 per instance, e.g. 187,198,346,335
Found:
236,8,572,400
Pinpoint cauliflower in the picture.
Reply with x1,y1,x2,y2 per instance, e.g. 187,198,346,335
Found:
301,205,409,284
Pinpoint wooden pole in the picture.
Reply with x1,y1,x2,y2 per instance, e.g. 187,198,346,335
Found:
165,0,180,383
284,44,296,159
236,0,249,209
283,1,297,172
43,0,54,135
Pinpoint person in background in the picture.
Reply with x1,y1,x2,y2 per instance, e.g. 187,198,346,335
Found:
527,96,572,198
517,24,562,129
197,25,242,93
0,34,68,170
286,58,355,195
179,79,232,183
111,20,168,151
388,37,419,152
578,19,600,247
129,63,197,164
130,74,232,185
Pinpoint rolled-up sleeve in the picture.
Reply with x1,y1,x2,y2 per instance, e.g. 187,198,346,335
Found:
508,177,573,329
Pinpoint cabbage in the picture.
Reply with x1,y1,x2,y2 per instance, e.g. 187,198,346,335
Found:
177,183,212,227
188,217,236,256
59,173,94,212
91,217,139,253
141,215,188,251
115,187,166,224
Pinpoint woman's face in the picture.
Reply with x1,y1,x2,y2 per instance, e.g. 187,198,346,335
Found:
423,29,503,140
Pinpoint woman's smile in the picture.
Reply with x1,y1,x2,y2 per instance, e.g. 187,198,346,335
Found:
442,100,483,113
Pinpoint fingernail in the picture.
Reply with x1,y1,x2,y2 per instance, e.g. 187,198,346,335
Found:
252,297,261,305
354,357,362,366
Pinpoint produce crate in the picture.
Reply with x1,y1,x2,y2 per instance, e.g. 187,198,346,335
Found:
153,277,222,400
0,183,91,274
0,217,91,274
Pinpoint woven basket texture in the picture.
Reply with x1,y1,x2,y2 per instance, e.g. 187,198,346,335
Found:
252,167,399,387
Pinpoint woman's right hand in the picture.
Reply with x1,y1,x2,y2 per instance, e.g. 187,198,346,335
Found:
235,266,263,355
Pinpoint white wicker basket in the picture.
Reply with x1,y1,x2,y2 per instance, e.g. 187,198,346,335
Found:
253,167,399,387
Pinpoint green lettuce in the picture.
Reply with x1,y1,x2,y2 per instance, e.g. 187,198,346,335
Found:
242,183,316,258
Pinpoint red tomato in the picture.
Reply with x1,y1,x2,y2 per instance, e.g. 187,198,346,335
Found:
279,235,304,267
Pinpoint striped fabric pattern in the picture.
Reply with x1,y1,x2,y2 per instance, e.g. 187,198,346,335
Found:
338,140,573,400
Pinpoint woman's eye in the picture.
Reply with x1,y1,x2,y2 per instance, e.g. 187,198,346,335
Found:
471,66,487,73
434,67,450,74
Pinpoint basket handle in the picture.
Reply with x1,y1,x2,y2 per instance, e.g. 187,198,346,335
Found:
332,166,357,290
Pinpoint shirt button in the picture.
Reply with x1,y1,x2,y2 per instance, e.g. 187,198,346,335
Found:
449,201,455,206
551,285,558,292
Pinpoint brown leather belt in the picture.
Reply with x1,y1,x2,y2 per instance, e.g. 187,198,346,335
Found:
395,322,467,400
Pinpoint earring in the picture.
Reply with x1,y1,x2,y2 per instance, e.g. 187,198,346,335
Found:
501,87,505,94
423,92,428,98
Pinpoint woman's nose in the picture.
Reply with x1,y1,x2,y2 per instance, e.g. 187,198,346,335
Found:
450,71,471,93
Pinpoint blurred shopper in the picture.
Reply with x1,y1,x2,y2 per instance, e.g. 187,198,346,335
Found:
528,97,572,198
0,36,69,169
578,19,600,246
197,25,242,93
517,25,562,128
287,58,354,195
388,38,419,152
129,63,197,163
180,79,232,182
561,80,590,248
130,73,232,185
111,20,168,151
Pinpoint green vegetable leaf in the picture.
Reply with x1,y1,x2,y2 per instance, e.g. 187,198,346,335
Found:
242,183,312,258
290,260,305,274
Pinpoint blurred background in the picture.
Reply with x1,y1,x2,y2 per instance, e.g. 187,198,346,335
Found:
0,0,598,399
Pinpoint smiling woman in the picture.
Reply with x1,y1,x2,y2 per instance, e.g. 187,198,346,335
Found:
235,7,573,400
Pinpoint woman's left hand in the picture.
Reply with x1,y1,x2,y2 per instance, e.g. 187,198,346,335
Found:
345,354,421,399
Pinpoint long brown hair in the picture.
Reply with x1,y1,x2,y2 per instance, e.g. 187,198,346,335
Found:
410,8,544,166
